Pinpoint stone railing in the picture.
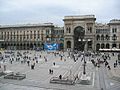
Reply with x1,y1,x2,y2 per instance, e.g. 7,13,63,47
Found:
50,77,75,85
4,72,26,80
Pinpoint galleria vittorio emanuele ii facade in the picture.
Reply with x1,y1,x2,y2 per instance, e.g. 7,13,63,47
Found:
0,15,120,51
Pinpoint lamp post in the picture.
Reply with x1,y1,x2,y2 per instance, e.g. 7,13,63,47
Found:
78,38,91,75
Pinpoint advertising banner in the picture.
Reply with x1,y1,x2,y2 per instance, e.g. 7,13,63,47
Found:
44,43,59,50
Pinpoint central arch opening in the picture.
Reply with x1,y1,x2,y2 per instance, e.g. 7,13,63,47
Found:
74,26,85,51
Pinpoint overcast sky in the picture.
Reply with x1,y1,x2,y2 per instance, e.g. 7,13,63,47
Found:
0,0,120,26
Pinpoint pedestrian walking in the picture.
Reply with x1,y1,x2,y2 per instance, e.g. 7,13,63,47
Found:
59,75,62,79
44,57,47,62
51,69,53,74
107,65,111,70
114,63,116,68
3,65,6,71
49,69,51,74
53,62,55,66
27,60,30,66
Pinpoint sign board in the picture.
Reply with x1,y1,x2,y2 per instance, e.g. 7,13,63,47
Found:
44,43,59,50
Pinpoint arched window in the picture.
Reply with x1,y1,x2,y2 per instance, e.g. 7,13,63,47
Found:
112,34,117,40
66,27,69,33
101,43,105,49
106,43,110,49
106,35,110,40
96,35,100,40
66,27,71,33
101,35,104,40
96,43,100,51
112,43,116,48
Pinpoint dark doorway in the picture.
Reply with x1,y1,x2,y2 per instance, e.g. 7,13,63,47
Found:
74,26,85,51
67,41,71,48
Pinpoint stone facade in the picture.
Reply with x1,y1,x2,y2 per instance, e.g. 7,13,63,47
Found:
95,19,120,51
63,15,96,51
0,23,64,50
0,15,120,51
63,15,120,51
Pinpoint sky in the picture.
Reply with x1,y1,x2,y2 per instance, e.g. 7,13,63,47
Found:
0,0,120,26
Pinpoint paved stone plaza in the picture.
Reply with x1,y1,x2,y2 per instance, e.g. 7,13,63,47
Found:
0,50,120,90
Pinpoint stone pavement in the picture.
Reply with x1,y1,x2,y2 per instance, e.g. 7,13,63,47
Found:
105,53,120,82
0,50,97,90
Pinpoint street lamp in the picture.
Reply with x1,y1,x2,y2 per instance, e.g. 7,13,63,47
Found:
78,38,91,75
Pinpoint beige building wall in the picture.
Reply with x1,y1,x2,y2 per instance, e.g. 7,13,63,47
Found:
0,23,54,50
63,15,96,51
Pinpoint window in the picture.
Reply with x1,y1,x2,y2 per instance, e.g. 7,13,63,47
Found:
106,35,110,40
38,31,40,39
101,43,105,49
30,31,32,39
34,31,36,39
46,29,49,35
88,27,92,33
23,31,25,39
112,43,116,48
20,35,22,41
34,34,36,39
66,27,71,33
106,43,110,49
112,28,117,33
17,35,19,40
101,35,104,40
4,32,6,40
96,35,100,40
68,27,71,33
90,27,92,33
112,34,117,40
66,27,69,33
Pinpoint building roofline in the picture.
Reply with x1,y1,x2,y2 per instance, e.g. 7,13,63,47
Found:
0,23,54,29
63,15,96,21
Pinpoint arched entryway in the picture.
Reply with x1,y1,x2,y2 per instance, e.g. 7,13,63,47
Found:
74,26,85,51
66,41,71,48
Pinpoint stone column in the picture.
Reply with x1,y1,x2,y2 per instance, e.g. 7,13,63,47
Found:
64,39,66,51
84,42,87,51
92,40,95,52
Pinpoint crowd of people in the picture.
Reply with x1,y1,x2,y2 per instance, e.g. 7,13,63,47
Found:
0,50,120,80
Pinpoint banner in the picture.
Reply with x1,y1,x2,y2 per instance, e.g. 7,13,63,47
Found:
44,43,59,50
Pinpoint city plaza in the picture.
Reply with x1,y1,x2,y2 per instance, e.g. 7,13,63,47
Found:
0,50,120,90
0,15,120,90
